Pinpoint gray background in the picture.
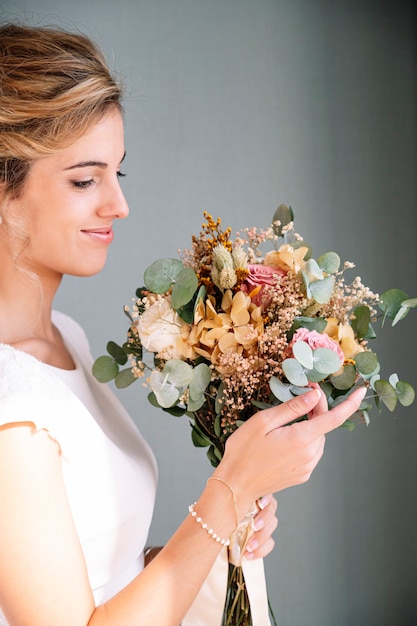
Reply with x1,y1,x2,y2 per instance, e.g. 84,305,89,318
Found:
1,0,416,624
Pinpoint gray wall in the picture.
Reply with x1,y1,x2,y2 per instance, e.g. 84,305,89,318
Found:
1,1,416,624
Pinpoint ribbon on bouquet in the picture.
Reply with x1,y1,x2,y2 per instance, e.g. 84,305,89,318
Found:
182,503,271,626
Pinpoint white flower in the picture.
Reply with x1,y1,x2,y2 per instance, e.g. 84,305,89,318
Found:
136,297,195,360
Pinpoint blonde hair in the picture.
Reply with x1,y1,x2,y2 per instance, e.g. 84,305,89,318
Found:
0,23,123,199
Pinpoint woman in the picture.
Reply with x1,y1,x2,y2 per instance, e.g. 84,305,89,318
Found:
0,23,366,626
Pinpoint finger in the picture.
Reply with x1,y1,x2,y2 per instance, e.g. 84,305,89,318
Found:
262,388,322,432
308,386,328,419
306,387,366,436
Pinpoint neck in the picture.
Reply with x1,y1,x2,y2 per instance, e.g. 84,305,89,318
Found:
0,252,61,346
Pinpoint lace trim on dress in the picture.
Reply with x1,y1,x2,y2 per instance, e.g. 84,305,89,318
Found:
0,343,74,453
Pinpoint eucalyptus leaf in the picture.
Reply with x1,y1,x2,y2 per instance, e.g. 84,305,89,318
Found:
293,341,314,369
292,316,327,334
92,355,119,383
310,275,335,304
272,204,294,237
392,306,410,326
144,258,184,293
189,363,212,401
389,373,400,388
317,251,340,274
215,382,226,414
270,376,294,402
330,364,357,390
252,400,275,410
395,381,415,407
374,379,397,412
313,347,343,375
147,391,161,408
150,370,180,408
379,288,409,320
115,368,137,389
214,414,222,438
171,267,199,309
289,385,311,396
282,358,309,386
163,359,193,387
106,340,128,365
355,351,378,376
187,395,206,412
164,405,187,417
351,305,371,339
401,298,417,308
191,423,211,447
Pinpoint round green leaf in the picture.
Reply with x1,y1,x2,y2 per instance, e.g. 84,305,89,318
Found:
189,363,212,401
270,376,294,402
317,251,341,274
374,379,398,412
272,203,294,237
351,306,371,339
144,258,184,293
282,358,309,386
330,364,357,390
171,267,199,309
379,288,409,319
401,298,417,308
92,355,119,383
309,275,335,304
292,316,327,334
355,351,378,375
106,341,128,365
395,380,415,407
150,370,180,408
115,367,137,388
313,347,343,375
191,423,211,447
164,359,193,387
293,341,314,369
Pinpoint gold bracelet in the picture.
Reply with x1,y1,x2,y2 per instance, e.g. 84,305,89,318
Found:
188,503,230,546
207,476,239,527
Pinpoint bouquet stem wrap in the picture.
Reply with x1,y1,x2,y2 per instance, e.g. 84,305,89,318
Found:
182,503,271,626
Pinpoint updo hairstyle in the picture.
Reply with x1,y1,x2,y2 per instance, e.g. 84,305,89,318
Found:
0,23,122,201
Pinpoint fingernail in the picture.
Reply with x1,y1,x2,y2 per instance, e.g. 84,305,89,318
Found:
356,387,367,400
253,517,264,531
246,539,259,553
303,388,320,404
257,495,269,510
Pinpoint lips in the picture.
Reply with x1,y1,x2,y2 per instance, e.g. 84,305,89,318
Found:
81,226,114,244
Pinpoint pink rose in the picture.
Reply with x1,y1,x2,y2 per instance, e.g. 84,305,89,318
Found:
290,328,345,362
241,264,284,307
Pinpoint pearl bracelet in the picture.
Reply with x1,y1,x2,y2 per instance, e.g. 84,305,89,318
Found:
188,502,230,547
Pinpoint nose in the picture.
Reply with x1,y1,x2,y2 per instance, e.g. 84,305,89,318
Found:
98,178,130,220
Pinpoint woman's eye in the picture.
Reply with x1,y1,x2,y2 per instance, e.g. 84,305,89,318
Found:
117,171,126,179
72,179,95,190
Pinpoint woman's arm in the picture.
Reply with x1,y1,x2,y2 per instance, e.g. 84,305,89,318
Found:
0,387,365,626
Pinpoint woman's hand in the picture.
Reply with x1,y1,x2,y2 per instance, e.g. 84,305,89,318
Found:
244,495,278,560
217,386,367,518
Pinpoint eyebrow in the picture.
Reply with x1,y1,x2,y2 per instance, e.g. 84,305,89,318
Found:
64,151,126,171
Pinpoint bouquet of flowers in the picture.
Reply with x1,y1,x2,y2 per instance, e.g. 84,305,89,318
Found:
93,204,416,626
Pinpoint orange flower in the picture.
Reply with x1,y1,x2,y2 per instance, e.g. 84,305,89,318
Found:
264,244,309,274
189,290,264,364
324,317,364,360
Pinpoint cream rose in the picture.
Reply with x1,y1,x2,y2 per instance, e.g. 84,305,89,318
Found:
137,298,195,360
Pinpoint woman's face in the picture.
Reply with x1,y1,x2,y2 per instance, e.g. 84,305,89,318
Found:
6,108,129,280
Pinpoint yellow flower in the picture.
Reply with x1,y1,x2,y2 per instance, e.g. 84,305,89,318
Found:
190,290,264,364
324,317,364,360
264,244,309,274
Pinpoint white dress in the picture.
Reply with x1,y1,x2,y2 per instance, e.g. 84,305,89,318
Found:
0,311,270,626
0,311,158,623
